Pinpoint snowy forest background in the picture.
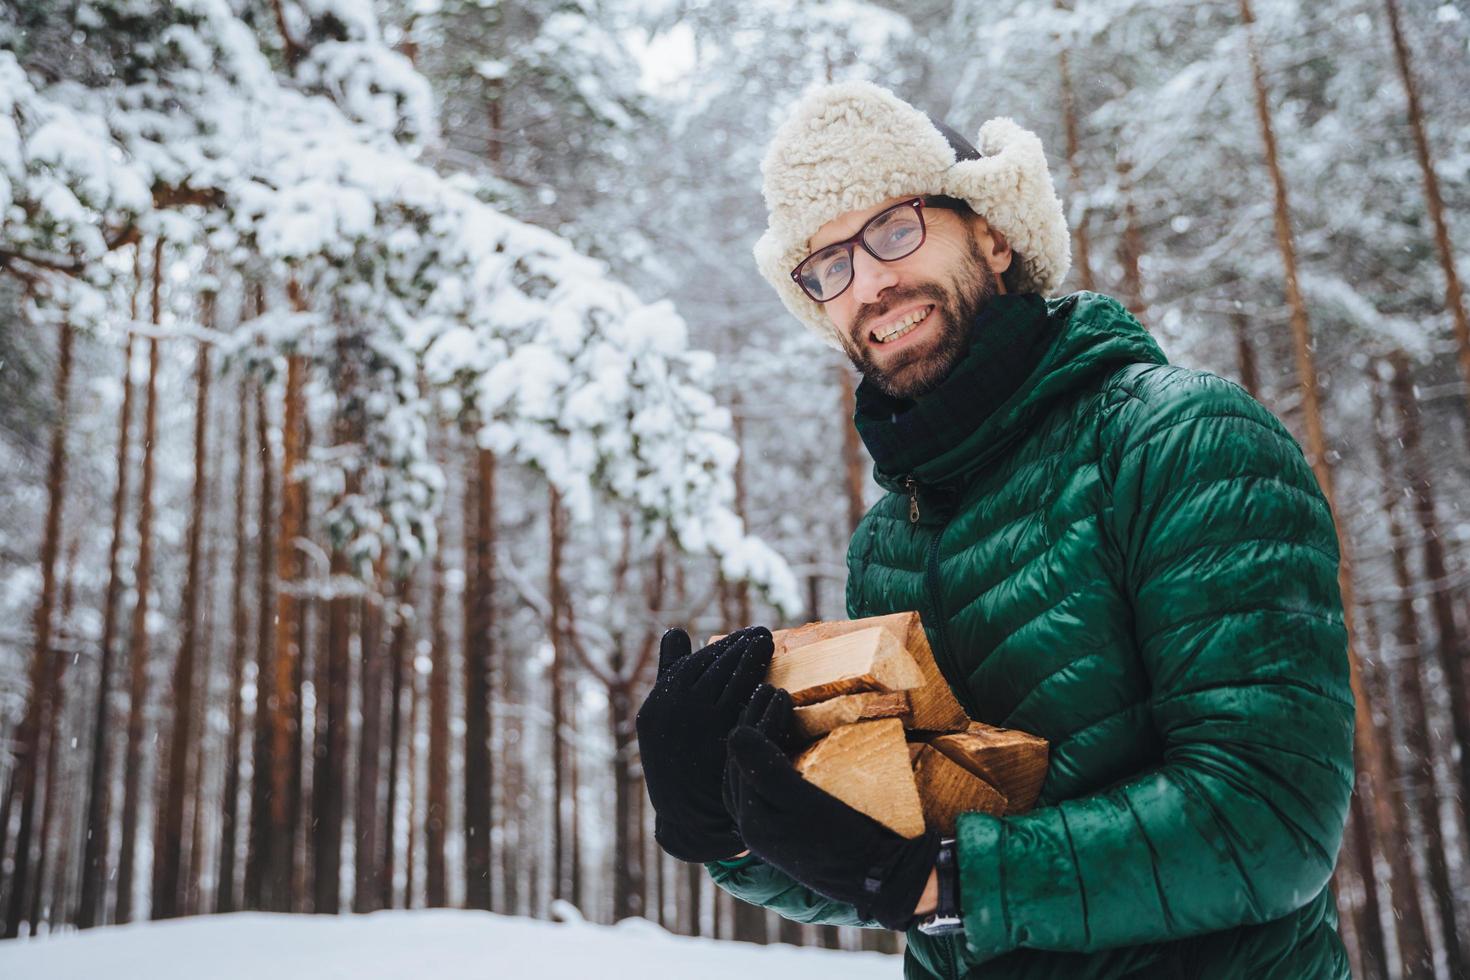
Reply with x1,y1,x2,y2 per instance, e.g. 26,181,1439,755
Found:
1,0,1468,977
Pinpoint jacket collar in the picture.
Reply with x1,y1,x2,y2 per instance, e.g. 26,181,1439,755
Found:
854,291,1168,510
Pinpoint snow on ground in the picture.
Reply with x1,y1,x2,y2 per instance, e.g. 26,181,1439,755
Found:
0,908,900,979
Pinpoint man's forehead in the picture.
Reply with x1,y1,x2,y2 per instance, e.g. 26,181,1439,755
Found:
807,195,918,252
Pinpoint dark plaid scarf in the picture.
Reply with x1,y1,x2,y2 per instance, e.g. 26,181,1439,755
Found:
853,292,1057,480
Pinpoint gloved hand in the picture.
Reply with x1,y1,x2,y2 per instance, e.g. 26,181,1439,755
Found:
723,684,941,931
636,626,774,862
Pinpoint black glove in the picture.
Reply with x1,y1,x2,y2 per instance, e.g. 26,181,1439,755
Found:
723,684,941,930
636,626,774,862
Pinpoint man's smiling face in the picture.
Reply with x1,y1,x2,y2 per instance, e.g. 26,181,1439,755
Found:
811,196,1013,399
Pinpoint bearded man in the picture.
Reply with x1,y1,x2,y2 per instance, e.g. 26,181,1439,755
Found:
636,81,1354,979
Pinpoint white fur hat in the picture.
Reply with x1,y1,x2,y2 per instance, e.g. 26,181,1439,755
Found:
753,80,1071,349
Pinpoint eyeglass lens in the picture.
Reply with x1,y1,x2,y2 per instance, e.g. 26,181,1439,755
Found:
795,201,926,302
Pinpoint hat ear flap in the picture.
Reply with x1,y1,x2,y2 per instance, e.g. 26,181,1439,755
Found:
753,228,844,350
940,117,1070,295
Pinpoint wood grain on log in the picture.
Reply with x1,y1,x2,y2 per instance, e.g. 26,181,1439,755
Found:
792,719,926,839
928,723,1049,814
765,625,924,707
792,691,911,742
760,613,969,731
912,744,1008,835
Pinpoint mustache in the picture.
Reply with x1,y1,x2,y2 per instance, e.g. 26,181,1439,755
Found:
851,285,947,339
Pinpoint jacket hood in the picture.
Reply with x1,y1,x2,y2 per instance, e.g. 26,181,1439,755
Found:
860,291,1167,497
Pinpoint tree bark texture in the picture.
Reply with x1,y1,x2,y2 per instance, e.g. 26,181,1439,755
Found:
77,327,136,929
1233,313,1262,399
1387,350,1470,845
1055,33,1095,292
425,528,449,908
355,569,387,913
1371,363,1465,978
837,367,867,537
312,350,360,915
151,337,212,919
267,339,307,912
217,378,251,914
1237,6,1400,953
2,315,73,938
382,578,411,909
116,238,165,924
245,367,278,911
548,483,568,907
1381,0,1470,449
462,447,495,910
1115,157,1148,322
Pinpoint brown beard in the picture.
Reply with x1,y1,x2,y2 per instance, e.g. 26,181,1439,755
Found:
840,237,998,400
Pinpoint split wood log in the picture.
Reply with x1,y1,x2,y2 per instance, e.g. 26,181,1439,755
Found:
759,613,969,730
912,744,1008,836
792,718,926,839
764,625,924,707
792,691,910,742
927,723,1049,814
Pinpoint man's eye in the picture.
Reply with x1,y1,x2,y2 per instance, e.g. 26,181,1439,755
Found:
820,256,850,283
881,225,917,248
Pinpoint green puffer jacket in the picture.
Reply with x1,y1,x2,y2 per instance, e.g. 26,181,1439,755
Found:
709,292,1355,979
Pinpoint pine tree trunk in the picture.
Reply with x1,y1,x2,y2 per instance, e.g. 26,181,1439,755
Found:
685,862,703,936
312,354,359,915
501,605,522,916
78,326,137,929
643,784,657,927
1387,351,1470,845
152,338,212,919
733,891,768,945
404,626,421,909
568,693,582,916
609,673,638,922
425,527,449,908
245,368,278,911
268,332,308,912
837,368,866,536
188,439,221,917
1237,5,1402,961
1115,157,1148,321
1386,352,1470,973
185,700,208,916
463,448,495,910
381,579,411,909
1345,773,1388,978
290,409,312,913
217,377,252,915
1054,12,1095,292
17,518,77,936
1233,313,1262,398
548,485,569,908
117,240,165,923
1372,362,1465,978
355,570,387,913
44,541,80,926
41,540,81,928
1381,0,1470,448
1359,614,1432,979
313,537,351,914
26,636,66,935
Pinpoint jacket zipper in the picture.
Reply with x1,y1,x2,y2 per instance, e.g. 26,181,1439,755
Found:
914,483,981,722
903,476,921,524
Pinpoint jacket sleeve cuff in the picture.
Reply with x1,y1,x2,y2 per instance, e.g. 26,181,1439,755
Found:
956,811,1011,961
712,852,761,870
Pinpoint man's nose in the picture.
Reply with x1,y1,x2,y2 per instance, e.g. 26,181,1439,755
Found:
849,248,898,306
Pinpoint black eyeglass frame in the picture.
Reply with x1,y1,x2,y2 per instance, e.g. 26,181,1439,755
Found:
790,196,965,304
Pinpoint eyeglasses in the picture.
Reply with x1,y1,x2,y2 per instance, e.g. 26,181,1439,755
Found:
791,197,956,304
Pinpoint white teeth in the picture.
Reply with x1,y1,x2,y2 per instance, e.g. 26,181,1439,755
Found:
873,306,933,343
